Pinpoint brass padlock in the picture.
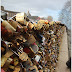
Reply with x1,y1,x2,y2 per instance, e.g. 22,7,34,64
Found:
1,50,14,67
11,50,28,61
14,57,19,66
1,56,8,67
13,66,20,72
19,52,28,61
2,58,13,71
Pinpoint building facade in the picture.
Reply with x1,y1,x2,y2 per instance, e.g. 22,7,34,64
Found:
1,6,20,19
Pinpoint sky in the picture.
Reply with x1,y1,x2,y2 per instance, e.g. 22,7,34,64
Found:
1,0,68,21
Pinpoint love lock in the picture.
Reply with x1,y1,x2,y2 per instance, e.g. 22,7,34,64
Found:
11,49,28,61
19,52,28,61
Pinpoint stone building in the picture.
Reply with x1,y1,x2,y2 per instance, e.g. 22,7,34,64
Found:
27,11,39,21
1,6,20,19
1,10,7,20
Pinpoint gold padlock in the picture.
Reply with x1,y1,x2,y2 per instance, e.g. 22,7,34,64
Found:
14,57,19,66
2,58,13,71
1,56,7,67
1,50,14,67
13,66,20,72
19,52,28,61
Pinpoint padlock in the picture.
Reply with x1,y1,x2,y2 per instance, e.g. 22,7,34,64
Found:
8,20,23,32
27,34,36,44
19,52,28,61
35,55,41,62
25,47,35,58
14,57,19,66
11,49,28,61
55,21,61,24
23,26,28,32
22,59,32,68
1,56,8,67
16,12,27,25
1,47,5,55
39,69,43,72
49,21,56,26
36,23,43,30
44,20,49,24
31,44,39,53
2,20,16,32
13,66,21,72
4,50,14,58
1,40,7,51
1,25,13,41
33,65,38,71
26,66,37,72
8,65,15,70
1,50,14,67
16,35,27,45
2,57,13,71
28,22,34,30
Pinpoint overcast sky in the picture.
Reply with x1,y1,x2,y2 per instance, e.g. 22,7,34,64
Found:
1,0,68,21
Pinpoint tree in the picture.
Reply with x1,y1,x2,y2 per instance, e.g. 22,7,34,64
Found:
58,0,71,58
47,16,53,21
58,0,71,29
